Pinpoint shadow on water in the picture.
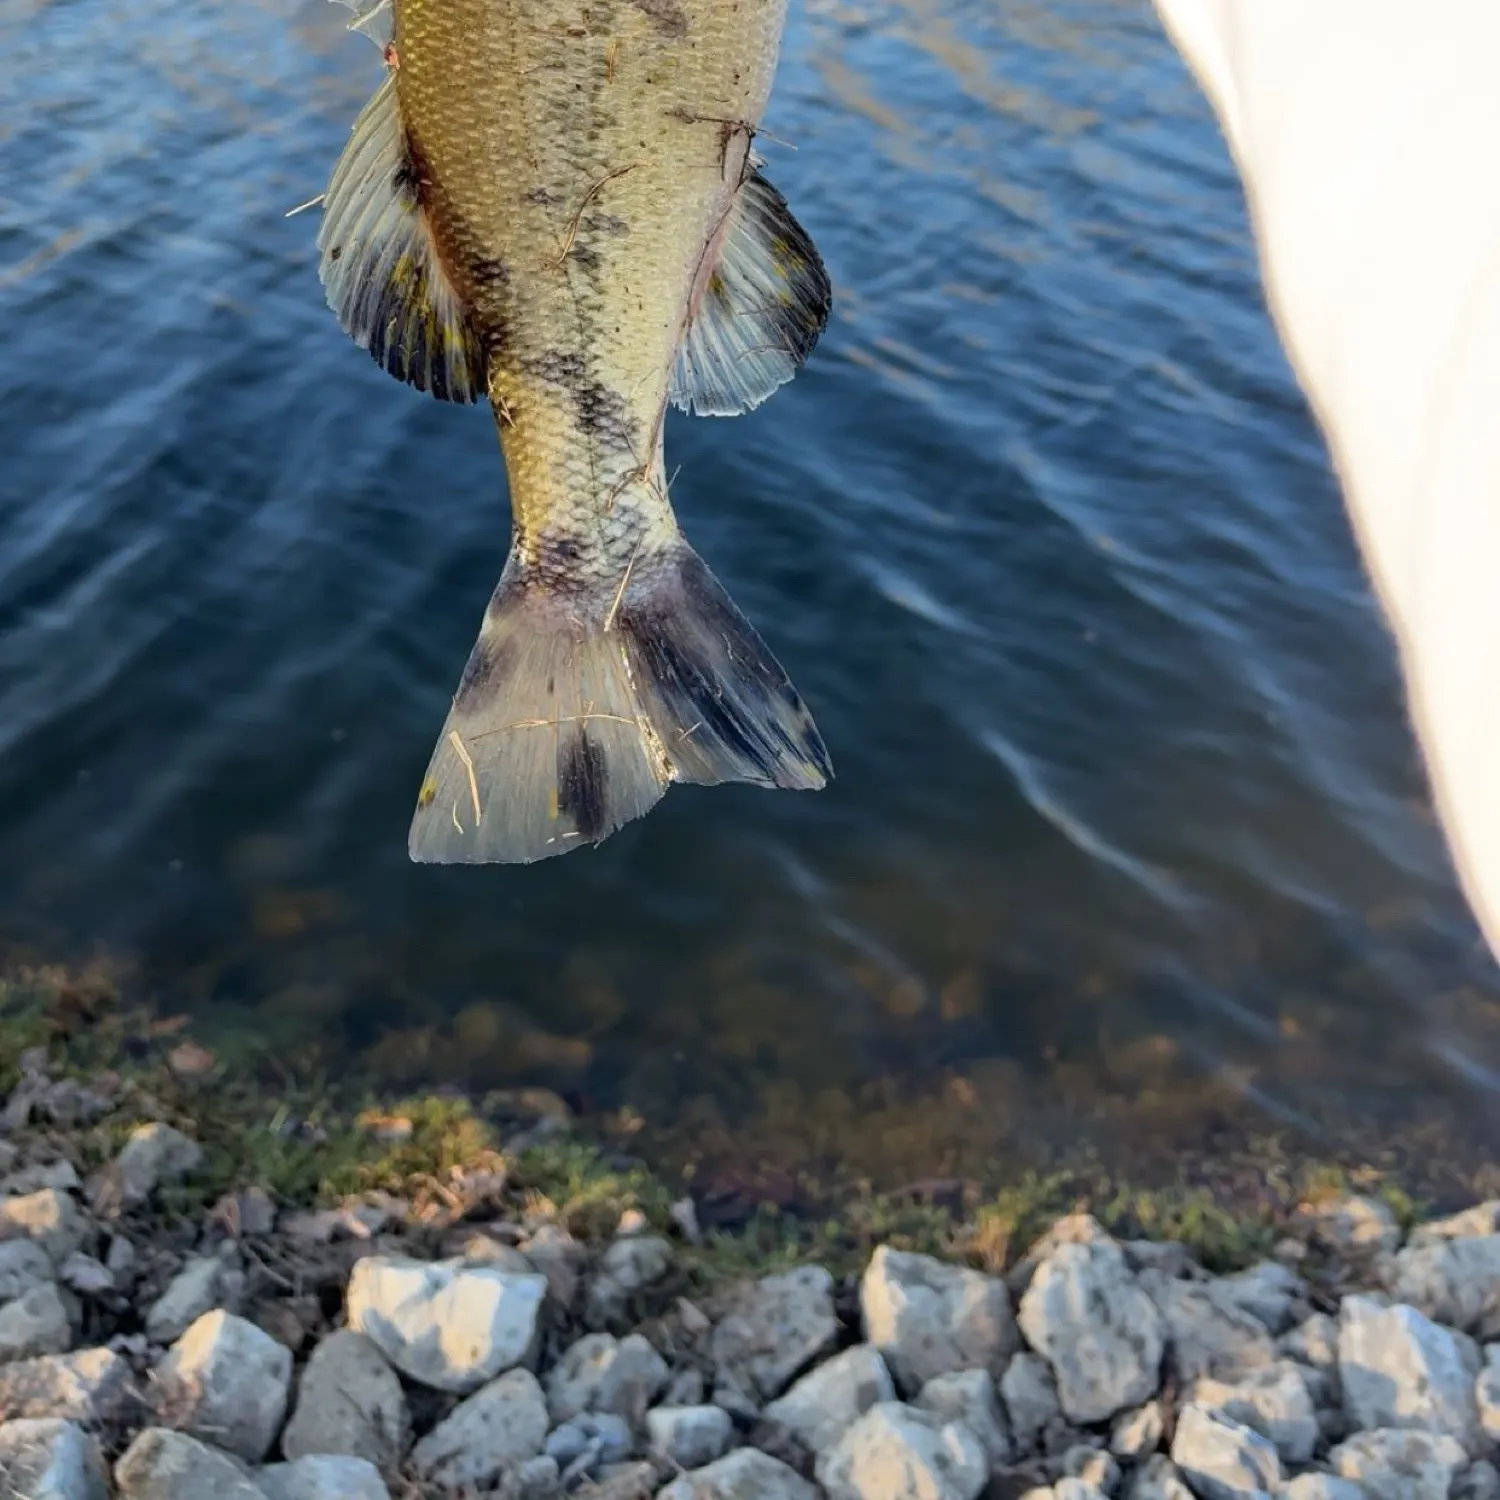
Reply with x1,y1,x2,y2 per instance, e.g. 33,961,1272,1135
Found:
2,0,1498,1191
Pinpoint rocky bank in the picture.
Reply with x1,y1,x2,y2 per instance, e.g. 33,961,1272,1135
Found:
0,1054,1497,1500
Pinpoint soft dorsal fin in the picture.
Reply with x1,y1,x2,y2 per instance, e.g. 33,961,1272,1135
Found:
316,75,485,404
669,166,831,418
329,0,392,50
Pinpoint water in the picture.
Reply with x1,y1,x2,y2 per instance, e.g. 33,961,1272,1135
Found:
4,0,1498,1188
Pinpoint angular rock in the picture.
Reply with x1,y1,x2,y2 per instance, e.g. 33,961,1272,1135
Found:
151,1310,292,1462
511,1454,562,1500
1018,1240,1164,1423
1387,1236,1500,1340
0,1191,90,1263
281,1329,408,1466
1301,1195,1401,1256
411,1367,548,1492
0,1283,71,1362
1061,1444,1120,1492
1188,1361,1319,1464
57,1253,113,1298
1212,1262,1303,1334
1000,1351,1062,1454
521,1225,583,1310
113,1428,264,1500
861,1247,1017,1396
584,1236,672,1329
1110,1400,1163,1459
1279,1479,1364,1500
91,1124,203,1219
544,1331,668,1424
256,1455,390,1500
646,1405,734,1469
1330,1427,1467,1500
0,1416,107,1500
1279,1313,1339,1376
763,1345,896,1456
712,1267,838,1400
665,1368,707,1406
0,1348,131,1423
1338,1294,1480,1449
1124,1455,1193,1500
1169,1403,1281,1500
586,1459,656,1500
1458,1460,1500,1500
916,1368,1011,1467
1479,1349,1500,1445
817,1402,987,1500
146,1258,227,1345
656,1448,818,1500
0,1241,57,1302
346,1255,546,1394
1054,1481,1108,1500
545,1411,632,1477
1139,1273,1274,1383
1409,1203,1500,1248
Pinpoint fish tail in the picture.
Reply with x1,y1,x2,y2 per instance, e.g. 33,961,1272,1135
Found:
408,537,830,864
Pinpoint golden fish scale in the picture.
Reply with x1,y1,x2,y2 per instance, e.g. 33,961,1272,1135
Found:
393,0,789,587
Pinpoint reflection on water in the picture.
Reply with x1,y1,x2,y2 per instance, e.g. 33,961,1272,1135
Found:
2,0,1498,1187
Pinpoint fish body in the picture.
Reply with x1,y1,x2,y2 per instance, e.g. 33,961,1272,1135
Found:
315,0,831,862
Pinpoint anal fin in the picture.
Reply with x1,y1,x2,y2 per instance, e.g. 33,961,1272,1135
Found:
317,75,485,404
670,165,831,418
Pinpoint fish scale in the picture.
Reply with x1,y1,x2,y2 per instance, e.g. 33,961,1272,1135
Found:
314,0,834,862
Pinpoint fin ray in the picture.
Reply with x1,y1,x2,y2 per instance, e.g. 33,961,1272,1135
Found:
409,536,829,864
316,75,486,404
669,167,831,418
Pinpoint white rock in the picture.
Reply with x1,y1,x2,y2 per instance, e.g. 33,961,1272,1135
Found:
1110,1400,1163,1459
1124,1455,1193,1500
1279,1313,1339,1376
346,1255,546,1394
1330,1427,1468,1500
1278,1478,1364,1500
256,1455,390,1500
1139,1273,1274,1383
0,1283,71,1362
916,1368,1011,1467
1458,1460,1500,1500
1018,1240,1164,1424
763,1345,896,1456
145,1258,225,1345
1338,1294,1480,1449
0,1241,57,1301
411,1367,547,1492
544,1332,668,1423
817,1402,987,1500
1387,1236,1500,1339
660,1452,822,1500
0,1416,107,1499
1188,1361,1319,1464
656,1448,818,1500
860,1246,1018,1396
151,1309,291,1462
584,1237,672,1329
514,1454,562,1500
1000,1350,1062,1453
1054,1482,1109,1500
1302,1195,1401,1256
1409,1204,1500,1248
545,1411,632,1474
1212,1263,1303,1334
646,1405,734,1469
0,1348,131,1423
91,1124,203,1218
712,1266,838,1400
0,1191,89,1263
114,1428,264,1500
280,1330,409,1466
1169,1403,1281,1500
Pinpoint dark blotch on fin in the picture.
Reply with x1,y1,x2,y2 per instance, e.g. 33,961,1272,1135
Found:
628,0,688,36
558,731,609,842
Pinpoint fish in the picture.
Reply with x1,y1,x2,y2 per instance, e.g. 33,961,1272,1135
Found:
312,0,833,863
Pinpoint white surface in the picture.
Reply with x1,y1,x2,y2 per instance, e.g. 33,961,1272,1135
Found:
1153,0,1500,957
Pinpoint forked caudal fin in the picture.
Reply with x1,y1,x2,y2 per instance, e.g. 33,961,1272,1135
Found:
409,541,830,864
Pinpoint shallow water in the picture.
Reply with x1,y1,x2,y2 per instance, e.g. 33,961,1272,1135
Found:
3,0,1498,1183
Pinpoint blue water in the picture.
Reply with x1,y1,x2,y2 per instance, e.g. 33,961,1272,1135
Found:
3,0,1496,1180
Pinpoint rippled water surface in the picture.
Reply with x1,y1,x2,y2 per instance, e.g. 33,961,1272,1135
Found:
4,0,1498,1183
